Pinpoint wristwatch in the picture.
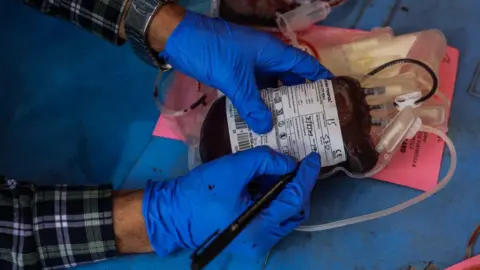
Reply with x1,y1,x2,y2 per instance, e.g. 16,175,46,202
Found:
125,0,175,70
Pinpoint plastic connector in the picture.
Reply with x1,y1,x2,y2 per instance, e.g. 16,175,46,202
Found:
395,91,422,110
414,105,447,127
405,117,422,139
375,106,418,153
276,0,331,42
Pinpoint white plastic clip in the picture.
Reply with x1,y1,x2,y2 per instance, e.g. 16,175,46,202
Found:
395,91,422,111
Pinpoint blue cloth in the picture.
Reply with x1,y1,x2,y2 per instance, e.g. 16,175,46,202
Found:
162,10,333,134
142,146,321,258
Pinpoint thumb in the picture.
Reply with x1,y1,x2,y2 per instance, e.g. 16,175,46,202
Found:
228,68,273,134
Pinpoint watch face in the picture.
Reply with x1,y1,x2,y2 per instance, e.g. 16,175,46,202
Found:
217,0,299,27
133,0,164,15
134,0,151,15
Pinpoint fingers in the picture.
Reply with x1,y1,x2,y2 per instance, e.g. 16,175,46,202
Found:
284,46,334,81
210,147,297,196
260,41,334,81
239,146,297,181
279,72,306,86
260,152,321,225
229,69,273,134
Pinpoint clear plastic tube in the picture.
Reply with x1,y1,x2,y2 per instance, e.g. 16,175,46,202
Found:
297,125,456,232
276,1,331,34
318,162,388,180
434,91,451,108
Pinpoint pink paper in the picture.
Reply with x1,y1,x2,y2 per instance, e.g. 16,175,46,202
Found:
446,255,480,270
152,72,217,141
373,46,459,191
153,115,185,141
152,26,459,192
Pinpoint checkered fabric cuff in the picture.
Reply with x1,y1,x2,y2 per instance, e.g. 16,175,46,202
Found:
24,0,128,45
0,178,117,270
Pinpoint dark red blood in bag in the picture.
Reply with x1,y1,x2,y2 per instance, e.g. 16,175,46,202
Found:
199,77,379,176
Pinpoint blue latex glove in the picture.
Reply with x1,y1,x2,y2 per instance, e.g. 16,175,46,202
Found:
162,10,333,134
143,146,321,258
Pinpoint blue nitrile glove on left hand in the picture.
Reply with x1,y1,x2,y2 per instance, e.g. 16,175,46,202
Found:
142,146,321,258
162,10,333,134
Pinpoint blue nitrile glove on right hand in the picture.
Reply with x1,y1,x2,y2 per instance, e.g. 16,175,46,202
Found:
162,10,333,134
143,146,321,258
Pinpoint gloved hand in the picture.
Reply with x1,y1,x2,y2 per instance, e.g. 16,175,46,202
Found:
162,10,333,134
143,146,321,258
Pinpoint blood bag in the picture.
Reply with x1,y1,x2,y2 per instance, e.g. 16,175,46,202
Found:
213,0,340,27
214,0,299,27
199,57,442,178
222,0,297,19
169,58,455,232
200,77,380,177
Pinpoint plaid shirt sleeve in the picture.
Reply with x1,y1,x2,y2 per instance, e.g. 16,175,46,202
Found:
0,178,118,270
23,0,128,45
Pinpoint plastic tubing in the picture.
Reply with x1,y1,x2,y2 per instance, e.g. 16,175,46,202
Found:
365,58,439,104
318,162,387,180
296,125,456,232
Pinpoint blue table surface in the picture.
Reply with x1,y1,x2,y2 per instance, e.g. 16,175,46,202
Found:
1,0,480,269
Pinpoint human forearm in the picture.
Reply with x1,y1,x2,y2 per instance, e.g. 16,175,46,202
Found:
145,3,186,52
0,177,157,269
0,179,118,269
24,0,130,44
24,0,185,51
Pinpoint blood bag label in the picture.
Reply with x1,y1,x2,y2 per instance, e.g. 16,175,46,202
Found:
226,80,346,167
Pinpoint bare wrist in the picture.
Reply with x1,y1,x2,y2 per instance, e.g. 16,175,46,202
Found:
113,190,153,254
148,3,186,52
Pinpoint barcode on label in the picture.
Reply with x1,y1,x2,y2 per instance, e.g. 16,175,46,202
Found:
226,80,345,166
233,107,247,130
237,132,253,151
